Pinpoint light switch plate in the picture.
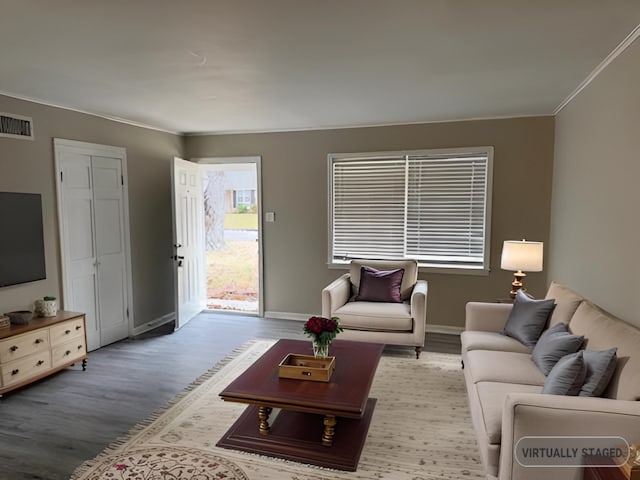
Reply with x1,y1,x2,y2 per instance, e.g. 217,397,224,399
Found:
265,211,275,222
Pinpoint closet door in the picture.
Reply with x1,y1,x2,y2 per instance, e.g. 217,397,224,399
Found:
57,152,100,351
55,139,132,351
92,156,129,346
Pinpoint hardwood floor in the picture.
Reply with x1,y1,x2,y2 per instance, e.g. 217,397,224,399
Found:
0,312,460,480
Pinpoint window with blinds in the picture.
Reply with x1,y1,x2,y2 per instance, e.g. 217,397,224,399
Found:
329,147,493,271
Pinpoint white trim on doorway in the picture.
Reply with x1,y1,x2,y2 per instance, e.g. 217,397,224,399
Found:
53,138,134,349
194,156,264,317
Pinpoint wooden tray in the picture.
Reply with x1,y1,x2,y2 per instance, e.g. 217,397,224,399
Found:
278,353,335,382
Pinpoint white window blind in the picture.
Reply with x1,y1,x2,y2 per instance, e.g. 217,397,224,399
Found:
329,148,493,271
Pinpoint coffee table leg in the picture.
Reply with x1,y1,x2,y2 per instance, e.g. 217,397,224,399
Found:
322,415,337,446
258,406,272,435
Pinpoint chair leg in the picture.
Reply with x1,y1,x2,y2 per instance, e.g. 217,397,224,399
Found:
415,346,422,359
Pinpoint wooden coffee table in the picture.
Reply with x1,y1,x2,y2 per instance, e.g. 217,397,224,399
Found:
217,339,384,471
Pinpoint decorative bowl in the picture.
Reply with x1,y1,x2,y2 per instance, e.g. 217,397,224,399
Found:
4,310,34,325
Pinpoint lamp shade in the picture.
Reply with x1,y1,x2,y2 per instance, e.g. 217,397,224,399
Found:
500,240,543,272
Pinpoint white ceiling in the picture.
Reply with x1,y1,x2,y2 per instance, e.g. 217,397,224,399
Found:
1,1,639,135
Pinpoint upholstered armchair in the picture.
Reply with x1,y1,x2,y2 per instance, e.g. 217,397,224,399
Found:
322,259,428,358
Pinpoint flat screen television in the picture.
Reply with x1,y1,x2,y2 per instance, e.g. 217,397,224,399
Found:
0,192,46,288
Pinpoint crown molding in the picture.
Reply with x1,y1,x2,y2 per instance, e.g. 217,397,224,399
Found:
554,23,640,115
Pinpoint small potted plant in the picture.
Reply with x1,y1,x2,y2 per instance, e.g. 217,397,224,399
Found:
42,296,57,317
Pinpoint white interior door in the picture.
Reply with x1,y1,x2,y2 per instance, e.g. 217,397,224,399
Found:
172,157,206,329
55,139,133,351
57,152,100,350
92,156,129,346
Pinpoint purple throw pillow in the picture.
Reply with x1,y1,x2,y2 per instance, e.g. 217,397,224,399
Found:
355,266,404,303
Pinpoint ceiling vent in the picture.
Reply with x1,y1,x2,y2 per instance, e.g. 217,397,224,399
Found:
0,112,34,140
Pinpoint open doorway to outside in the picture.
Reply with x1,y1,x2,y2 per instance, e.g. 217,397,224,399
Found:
198,157,262,315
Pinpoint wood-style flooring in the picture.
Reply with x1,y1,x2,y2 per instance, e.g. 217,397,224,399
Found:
0,312,461,480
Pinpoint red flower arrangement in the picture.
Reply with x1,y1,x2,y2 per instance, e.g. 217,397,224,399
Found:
303,316,343,357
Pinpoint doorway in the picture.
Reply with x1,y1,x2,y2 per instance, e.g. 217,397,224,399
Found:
197,157,262,316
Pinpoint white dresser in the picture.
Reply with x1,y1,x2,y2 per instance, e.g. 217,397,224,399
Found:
0,311,87,396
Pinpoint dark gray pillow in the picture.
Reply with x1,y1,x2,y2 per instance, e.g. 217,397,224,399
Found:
502,290,556,346
542,351,586,395
579,348,618,397
531,323,584,375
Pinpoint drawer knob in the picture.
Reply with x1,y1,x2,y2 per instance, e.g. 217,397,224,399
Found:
65,329,71,334
75,325,82,330
77,345,82,350
10,345,18,352
35,338,44,344
37,360,44,366
11,369,19,376
65,350,71,356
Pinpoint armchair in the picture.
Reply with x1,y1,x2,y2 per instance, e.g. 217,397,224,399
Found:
322,259,428,358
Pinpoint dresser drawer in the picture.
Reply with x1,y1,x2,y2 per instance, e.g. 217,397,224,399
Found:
52,339,86,368
0,330,50,364
50,318,85,346
1,352,51,388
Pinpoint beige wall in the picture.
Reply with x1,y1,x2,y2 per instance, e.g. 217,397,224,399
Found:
550,38,640,327
0,95,182,328
186,116,555,329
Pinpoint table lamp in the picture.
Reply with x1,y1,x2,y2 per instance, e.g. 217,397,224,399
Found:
500,240,543,298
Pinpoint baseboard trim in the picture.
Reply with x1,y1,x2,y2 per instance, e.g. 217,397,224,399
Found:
264,311,462,336
131,312,175,336
264,311,313,322
426,324,463,335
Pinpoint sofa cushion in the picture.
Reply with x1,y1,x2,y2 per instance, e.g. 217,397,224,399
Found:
545,281,584,327
350,259,417,301
475,381,542,444
542,351,586,395
461,330,533,355
580,348,618,397
531,323,584,375
465,350,546,386
335,301,412,331
355,266,404,303
502,290,555,346
569,300,640,400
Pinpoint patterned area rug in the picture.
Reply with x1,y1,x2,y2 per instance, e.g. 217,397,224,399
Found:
70,340,483,480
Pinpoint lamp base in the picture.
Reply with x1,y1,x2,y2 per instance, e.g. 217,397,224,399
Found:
509,270,527,298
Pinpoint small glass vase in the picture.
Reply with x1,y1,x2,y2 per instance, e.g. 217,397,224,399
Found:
312,340,330,359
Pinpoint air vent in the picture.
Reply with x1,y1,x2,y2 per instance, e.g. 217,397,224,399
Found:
0,112,34,140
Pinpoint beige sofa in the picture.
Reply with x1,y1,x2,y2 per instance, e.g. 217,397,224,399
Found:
322,259,427,358
462,282,640,480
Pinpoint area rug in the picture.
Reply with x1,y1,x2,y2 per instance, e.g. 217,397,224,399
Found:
70,340,483,480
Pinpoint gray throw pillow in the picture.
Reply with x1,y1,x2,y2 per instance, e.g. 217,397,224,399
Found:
531,323,584,375
579,348,618,397
542,351,586,395
502,290,556,346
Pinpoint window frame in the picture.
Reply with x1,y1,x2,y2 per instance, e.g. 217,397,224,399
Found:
327,146,493,274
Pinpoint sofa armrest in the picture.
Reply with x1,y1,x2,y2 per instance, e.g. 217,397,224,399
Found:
499,393,640,480
410,279,428,340
465,302,513,333
321,273,351,318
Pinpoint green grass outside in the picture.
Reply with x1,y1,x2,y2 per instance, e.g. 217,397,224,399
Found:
207,240,258,300
224,213,258,230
